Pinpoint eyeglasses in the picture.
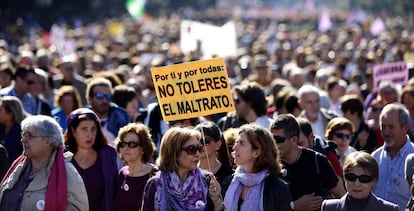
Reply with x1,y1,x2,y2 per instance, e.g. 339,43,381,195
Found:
94,93,112,100
273,135,292,144
118,141,140,148
21,132,46,140
334,132,353,140
201,137,213,146
344,173,374,183
26,80,35,85
182,144,203,155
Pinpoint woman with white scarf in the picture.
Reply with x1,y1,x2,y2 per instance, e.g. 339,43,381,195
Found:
222,123,294,211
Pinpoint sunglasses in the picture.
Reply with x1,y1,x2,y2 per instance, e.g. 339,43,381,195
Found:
26,80,36,85
334,133,353,140
118,141,140,148
182,144,203,155
344,173,374,183
94,93,112,100
273,135,292,144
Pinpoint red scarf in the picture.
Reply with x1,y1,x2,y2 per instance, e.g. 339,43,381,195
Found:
1,148,67,211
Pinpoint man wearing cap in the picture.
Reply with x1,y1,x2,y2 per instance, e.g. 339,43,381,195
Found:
245,54,272,89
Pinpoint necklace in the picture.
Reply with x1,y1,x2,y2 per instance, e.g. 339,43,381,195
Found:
121,165,153,192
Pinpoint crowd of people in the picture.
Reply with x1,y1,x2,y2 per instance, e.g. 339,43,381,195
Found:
0,5,414,211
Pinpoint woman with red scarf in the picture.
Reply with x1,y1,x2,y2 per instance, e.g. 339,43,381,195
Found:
0,115,88,211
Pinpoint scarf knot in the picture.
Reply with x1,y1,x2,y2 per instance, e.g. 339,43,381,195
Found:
224,167,268,211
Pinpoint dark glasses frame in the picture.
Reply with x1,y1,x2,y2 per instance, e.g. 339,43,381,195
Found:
182,144,203,155
26,80,36,85
94,92,113,100
344,173,374,183
334,132,353,140
273,135,293,144
118,141,141,148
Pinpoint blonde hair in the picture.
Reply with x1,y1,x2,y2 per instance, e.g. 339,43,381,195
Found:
325,117,354,140
157,127,201,172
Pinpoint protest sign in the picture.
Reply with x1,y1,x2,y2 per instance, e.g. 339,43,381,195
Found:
373,61,408,91
180,20,237,58
151,58,234,121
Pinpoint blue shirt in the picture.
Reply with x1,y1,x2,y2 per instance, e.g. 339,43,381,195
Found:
0,87,37,115
51,107,68,132
372,136,414,211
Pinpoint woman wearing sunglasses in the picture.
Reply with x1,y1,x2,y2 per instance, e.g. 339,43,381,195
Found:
325,117,356,167
142,127,223,211
222,123,293,211
322,151,399,210
195,121,234,186
64,108,119,211
115,123,157,211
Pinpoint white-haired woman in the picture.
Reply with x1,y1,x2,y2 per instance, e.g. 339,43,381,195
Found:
0,115,88,211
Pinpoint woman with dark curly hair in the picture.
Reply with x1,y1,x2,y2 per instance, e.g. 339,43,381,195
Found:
115,123,157,210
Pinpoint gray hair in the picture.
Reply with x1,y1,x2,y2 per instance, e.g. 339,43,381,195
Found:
380,103,410,126
297,84,320,101
378,80,399,93
21,115,64,149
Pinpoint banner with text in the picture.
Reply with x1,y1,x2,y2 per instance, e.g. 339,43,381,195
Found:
373,61,408,91
151,58,234,121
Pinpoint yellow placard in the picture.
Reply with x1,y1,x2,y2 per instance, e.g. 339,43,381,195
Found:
151,57,235,121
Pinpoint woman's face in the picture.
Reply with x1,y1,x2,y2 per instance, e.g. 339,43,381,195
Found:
0,105,11,124
21,130,50,159
369,104,383,122
332,129,352,155
177,136,201,173
126,98,138,118
119,132,143,164
200,135,220,160
232,132,259,172
60,94,76,113
402,93,414,110
345,166,376,199
72,120,97,150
